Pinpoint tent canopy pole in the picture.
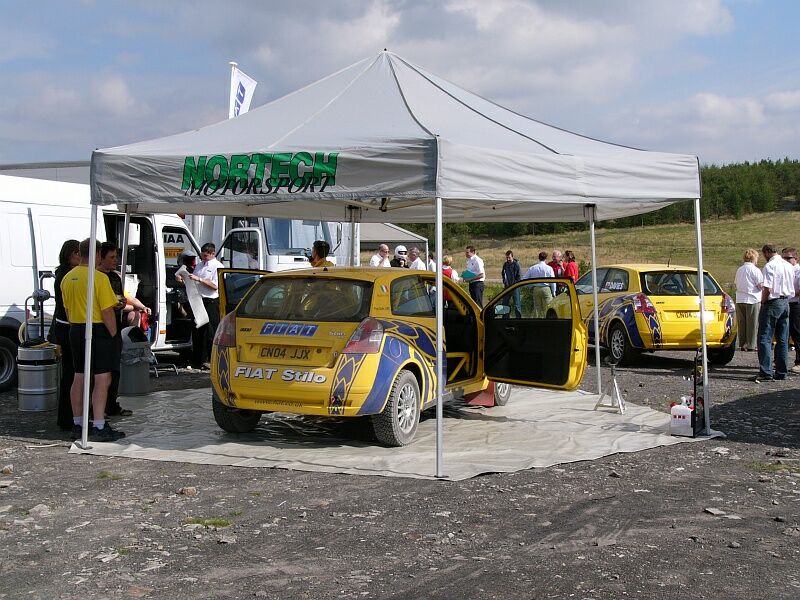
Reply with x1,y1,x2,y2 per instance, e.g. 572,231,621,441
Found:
434,196,444,479
586,205,603,394
77,205,100,449
693,198,712,434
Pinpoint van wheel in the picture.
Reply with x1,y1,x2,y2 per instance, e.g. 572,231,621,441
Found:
608,323,638,366
493,382,512,406
212,392,261,433
372,370,419,446
0,337,18,392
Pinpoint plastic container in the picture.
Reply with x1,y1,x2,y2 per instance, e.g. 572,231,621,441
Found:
118,327,153,396
669,397,694,437
17,344,60,411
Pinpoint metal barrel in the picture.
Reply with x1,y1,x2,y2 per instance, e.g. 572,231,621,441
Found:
17,344,60,411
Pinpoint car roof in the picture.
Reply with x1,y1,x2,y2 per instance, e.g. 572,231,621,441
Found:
603,263,708,273
265,266,422,283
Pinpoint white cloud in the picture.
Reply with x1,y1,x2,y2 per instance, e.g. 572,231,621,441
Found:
765,90,800,112
91,75,137,116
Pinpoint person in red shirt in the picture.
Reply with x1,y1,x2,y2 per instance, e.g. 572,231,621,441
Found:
548,250,565,278
563,250,579,284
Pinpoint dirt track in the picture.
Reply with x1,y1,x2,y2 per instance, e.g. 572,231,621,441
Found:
0,350,798,599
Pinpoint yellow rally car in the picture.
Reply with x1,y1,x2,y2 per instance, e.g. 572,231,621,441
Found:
553,264,737,366
210,268,588,446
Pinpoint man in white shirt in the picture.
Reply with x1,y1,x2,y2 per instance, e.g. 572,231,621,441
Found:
408,247,426,270
369,244,391,267
463,245,486,307
190,242,223,370
427,252,437,272
781,247,800,373
754,244,796,382
522,251,556,317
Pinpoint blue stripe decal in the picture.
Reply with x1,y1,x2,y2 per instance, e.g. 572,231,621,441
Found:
357,342,410,414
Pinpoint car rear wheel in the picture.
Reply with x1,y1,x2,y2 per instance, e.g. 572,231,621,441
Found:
212,392,262,433
493,382,512,406
608,322,638,366
372,369,419,447
708,339,736,366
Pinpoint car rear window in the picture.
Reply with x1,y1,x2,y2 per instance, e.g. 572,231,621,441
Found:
238,277,373,322
640,271,721,296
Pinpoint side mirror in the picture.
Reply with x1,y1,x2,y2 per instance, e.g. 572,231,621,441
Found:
494,304,511,316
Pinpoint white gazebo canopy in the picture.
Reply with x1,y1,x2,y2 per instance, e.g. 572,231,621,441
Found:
84,52,711,474
91,51,700,222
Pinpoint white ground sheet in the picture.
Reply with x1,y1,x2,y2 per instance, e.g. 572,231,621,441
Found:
69,387,711,481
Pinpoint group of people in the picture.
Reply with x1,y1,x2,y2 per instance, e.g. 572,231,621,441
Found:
734,244,800,382
53,239,148,441
368,243,579,310
52,238,224,441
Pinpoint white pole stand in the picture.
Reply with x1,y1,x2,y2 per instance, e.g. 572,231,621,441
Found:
594,363,626,415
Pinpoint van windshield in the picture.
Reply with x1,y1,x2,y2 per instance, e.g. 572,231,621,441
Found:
231,218,334,256
239,277,373,322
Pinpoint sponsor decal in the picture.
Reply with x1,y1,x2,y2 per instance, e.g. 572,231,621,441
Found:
260,322,318,337
233,366,327,383
181,152,339,197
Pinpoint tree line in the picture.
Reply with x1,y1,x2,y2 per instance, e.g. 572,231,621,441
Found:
400,158,800,245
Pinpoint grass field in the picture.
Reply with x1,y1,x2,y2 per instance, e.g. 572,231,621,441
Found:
361,212,800,290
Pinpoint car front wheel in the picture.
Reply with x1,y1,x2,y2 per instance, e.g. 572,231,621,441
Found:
0,336,17,392
212,392,262,433
493,382,512,406
608,322,638,366
372,369,420,446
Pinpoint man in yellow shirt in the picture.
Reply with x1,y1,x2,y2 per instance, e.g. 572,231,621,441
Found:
310,240,334,268
61,239,125,442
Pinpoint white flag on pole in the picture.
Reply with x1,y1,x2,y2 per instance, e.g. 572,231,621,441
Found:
229,65,257,119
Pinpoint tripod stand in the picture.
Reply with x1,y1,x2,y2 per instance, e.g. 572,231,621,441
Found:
594,361,626,415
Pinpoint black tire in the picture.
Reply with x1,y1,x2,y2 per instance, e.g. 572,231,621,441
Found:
493,382,512,406
607,322,638,366
708,340,736,366
212,392,261,433
0,336,18,392
372,370,420,447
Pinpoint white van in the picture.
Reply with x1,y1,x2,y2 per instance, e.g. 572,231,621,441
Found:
0,174,200,391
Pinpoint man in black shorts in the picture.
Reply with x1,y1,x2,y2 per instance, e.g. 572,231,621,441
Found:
61,239,126,442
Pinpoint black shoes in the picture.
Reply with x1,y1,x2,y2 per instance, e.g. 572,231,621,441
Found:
89,424,126,442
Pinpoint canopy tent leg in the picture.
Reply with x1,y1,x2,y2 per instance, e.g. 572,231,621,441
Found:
77,205,100,449
119,207,131,297
435,196,445,479
693,198,712,434
346,205,361,266
586,205,603,394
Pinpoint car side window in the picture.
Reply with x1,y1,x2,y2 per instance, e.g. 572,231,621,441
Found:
602,269,629,292
575,268,608,294
391,276,434,317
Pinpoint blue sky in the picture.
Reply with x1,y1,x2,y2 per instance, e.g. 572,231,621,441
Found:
1,0,798,165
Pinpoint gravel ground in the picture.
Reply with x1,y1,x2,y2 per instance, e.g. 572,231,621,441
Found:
0,349,797,599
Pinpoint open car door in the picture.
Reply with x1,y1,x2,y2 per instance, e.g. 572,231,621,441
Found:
218,269,266,320
482,278,588,390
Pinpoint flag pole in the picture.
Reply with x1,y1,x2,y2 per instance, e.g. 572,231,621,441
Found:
228,61,238,120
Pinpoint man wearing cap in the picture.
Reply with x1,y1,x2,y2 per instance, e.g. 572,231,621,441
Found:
390,245,409,268
753,244,796,383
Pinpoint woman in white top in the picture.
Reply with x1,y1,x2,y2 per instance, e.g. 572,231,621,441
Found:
734,248,763,351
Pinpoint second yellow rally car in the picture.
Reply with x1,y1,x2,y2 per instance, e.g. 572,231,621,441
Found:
210,267,588,446
555,264,737,366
